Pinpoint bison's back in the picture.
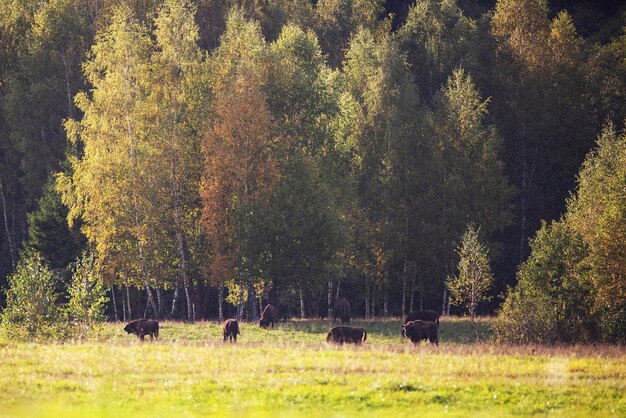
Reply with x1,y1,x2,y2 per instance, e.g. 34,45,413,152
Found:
404,310,439,325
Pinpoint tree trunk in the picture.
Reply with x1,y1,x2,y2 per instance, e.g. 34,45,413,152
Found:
519,148,538,263
238,278,245,320
171,162,193,323
218,281,224,323
442,288,447,317
365,277,370,320
126,106,158,319
156,287,164,318
62,54,74,119
401,260,407,318
299,287,305,319
121,288,127,322
383,292,388,317
327,281,333,319
0,180,15,269
126,281,132,320
133,224,158,318
184,282,193,323
170,284,180,319
111,285,119,322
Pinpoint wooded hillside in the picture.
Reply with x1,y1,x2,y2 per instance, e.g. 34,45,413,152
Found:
0,0,624,341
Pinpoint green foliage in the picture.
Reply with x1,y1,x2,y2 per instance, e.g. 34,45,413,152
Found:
398,0,477,99
1,250,61,341
498,124,626,343
584,30,626,128
26,176,84,270
64,252,108,339
314,0,385,67
446,225,493,319
3,0,91,207
567,124,626,342
495,220,594,344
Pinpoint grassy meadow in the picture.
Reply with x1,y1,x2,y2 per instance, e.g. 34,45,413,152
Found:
0,317,624,417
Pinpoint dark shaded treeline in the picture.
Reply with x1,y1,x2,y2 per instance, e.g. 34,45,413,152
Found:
0,0,624,320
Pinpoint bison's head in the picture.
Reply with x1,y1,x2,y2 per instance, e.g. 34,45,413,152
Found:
123,323,133,334
259,318,269,328
326,331,332,343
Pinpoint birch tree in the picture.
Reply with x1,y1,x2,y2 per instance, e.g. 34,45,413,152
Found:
58,5,162,318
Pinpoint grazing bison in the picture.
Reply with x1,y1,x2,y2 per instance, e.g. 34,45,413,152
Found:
222,319,240,343
124,318,159,341
333,297,351,324
326,326,367,345
402,320,438,346
404,310,440,326
259,304,278,328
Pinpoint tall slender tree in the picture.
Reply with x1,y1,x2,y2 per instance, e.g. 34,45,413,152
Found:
58,5,161,318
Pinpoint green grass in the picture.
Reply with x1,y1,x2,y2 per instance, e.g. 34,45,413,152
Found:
0,317,624,417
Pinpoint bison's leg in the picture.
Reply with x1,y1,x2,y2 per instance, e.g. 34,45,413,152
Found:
233,333,237,343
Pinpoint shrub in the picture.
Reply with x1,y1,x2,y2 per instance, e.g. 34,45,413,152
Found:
0,250,63,341
64,252,108,339
495,220,596,344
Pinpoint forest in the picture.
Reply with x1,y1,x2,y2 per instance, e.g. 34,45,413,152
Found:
0,0,624,343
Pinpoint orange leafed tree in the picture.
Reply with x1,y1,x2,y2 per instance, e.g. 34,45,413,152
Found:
200,72,280,308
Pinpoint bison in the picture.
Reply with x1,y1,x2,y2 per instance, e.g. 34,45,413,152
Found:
403,310,440,326
402,320,438,346
222,319,240,343
259,304,278,328
124,318,159,341
326,326,367,345
333,297,351,324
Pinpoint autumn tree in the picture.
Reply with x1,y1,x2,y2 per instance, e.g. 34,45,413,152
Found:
58,5,163,318
201,74,279,321
150,0,209,322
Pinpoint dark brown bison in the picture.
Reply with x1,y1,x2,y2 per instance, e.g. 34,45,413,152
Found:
326,326,367,345
124,318,159,341
259,304,278,328
222,319,240,343
404,310,440,326
333,297,351,324
402,320,438,346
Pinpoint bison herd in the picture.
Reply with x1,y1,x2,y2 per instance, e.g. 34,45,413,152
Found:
123,301,440,347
